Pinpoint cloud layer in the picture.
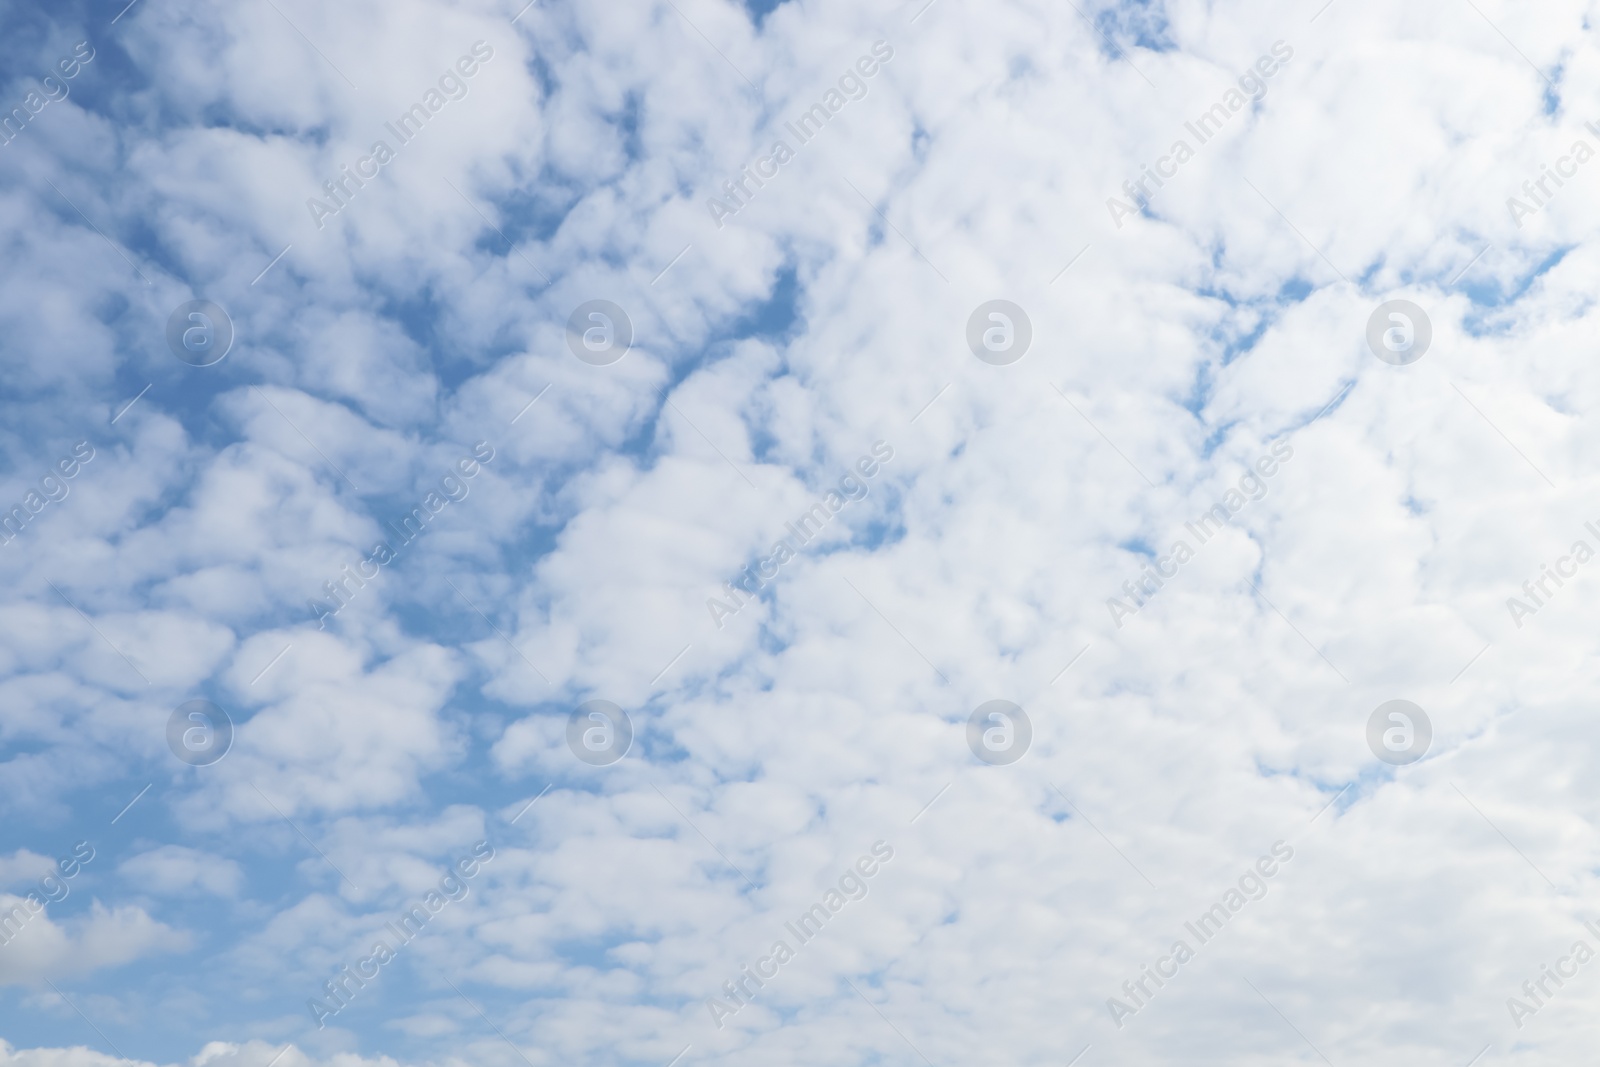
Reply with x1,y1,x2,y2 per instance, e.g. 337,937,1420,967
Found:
2,0,1598,1064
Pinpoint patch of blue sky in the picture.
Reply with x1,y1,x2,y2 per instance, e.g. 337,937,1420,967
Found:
744,0,790,29
1460,246,1571,331
1093,0,1177,57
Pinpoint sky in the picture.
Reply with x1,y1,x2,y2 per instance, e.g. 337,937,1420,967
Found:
1,0,1598,1064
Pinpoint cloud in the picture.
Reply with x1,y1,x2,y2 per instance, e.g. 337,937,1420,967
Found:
0,853,60,892
116,847,243,898
0,898,187,986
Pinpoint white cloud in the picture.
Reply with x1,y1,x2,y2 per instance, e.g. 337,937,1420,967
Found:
0,853,60,892
0,897,187,986
117,847,243,898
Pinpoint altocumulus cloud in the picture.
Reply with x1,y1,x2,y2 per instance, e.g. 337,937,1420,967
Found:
4,0,1600,1066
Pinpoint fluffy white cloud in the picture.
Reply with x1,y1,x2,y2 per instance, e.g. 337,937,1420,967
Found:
0,897,186,986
